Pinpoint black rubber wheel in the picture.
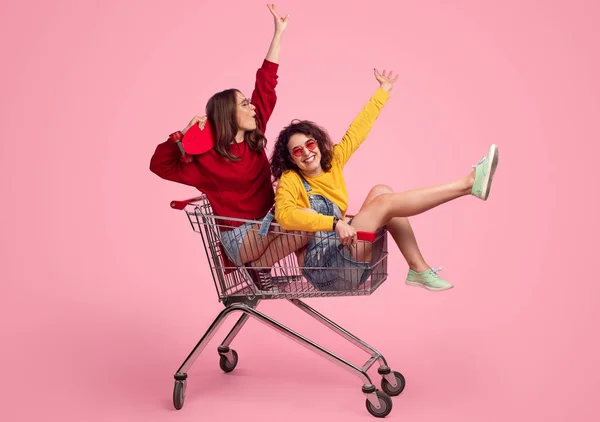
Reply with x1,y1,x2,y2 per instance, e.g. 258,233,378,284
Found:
381,371,406,396
219,349,238,373
173,381,185,410
366,390,393,418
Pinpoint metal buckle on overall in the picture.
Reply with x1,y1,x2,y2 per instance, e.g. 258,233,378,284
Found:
258,207,275,237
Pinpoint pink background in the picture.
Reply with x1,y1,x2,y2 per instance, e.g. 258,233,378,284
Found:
2,0,599,420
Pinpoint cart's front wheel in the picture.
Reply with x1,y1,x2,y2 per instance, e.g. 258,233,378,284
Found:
219,349,238,373
365,391,393,418
173,381,185,410
381,371,406,396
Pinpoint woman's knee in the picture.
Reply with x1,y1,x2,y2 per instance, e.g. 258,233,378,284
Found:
369,184,394,196
370,194,393,218
360,184,394,212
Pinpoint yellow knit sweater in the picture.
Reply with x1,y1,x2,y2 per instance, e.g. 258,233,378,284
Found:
274,88,390,232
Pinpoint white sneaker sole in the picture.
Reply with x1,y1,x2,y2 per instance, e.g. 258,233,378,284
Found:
480,144,499,200
406,281,454,292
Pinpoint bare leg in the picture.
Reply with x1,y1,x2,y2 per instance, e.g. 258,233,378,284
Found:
233,225,312,291
356,185,430,272
237,227,278,265
237,226,311,267
249,230,312,268
350,171,474,233
236,207,317,267
352,184,455,291
388,218,430,272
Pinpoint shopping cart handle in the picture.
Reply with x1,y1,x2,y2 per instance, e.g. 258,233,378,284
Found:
357,231,376,242
337,231,377,250
337,230,377,248
170,196,205,210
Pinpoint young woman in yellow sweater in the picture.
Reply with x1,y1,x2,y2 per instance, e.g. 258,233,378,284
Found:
270,69,499,292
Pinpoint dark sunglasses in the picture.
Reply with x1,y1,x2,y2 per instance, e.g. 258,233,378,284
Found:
291,139,318,157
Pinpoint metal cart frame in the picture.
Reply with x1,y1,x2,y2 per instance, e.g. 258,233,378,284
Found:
168,195,406,418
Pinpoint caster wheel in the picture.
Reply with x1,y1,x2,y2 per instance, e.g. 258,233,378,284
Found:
366,390,393,418
381,371,406,396
219,349,238,373
173,381,185,410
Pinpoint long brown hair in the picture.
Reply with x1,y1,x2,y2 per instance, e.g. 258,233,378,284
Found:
206,89,267,161
270,120,335,181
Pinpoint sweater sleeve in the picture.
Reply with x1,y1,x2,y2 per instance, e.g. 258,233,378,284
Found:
274,172,335,232
334,88,390,168
251,60,279,134
149,139,209,188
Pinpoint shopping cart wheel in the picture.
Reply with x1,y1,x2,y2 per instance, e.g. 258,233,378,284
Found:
219,349,238,373
381,371,406,396
365,391,393,418
173,381,186,410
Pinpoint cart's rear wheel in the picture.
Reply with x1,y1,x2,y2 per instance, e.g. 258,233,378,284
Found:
366,391,393,418
381,371,406,396
173,381,185,410
219,349,238,373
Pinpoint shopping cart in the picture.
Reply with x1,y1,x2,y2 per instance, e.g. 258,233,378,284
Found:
168,194,406,418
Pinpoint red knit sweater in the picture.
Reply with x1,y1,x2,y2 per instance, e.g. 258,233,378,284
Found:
150,60,278,229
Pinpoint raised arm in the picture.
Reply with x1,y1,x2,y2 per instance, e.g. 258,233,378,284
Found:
334,69,398,167
251,4,290,132
265,4,289,64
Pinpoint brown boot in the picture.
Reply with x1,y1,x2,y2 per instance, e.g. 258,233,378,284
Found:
245,267,273,290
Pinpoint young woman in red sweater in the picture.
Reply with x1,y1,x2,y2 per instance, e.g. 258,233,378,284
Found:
150,5,301,290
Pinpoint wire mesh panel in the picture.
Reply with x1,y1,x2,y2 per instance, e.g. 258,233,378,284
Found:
184,195,388,301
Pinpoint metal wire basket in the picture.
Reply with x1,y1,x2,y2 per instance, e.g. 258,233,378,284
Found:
172,194,389,301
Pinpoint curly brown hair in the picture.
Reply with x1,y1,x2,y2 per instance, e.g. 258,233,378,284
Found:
270,120,335,181
206,89,266,161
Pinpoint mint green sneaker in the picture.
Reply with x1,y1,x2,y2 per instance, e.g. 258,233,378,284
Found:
406,267,453,291
471,144,499,200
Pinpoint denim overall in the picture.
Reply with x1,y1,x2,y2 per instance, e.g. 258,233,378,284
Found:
299,175,371,291
220,208,274,267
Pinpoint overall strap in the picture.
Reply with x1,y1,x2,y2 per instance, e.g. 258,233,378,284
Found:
297,172,312,193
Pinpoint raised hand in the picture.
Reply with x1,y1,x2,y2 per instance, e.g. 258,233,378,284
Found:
182,115,207,134
267,4,289,34
374,69,399,93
